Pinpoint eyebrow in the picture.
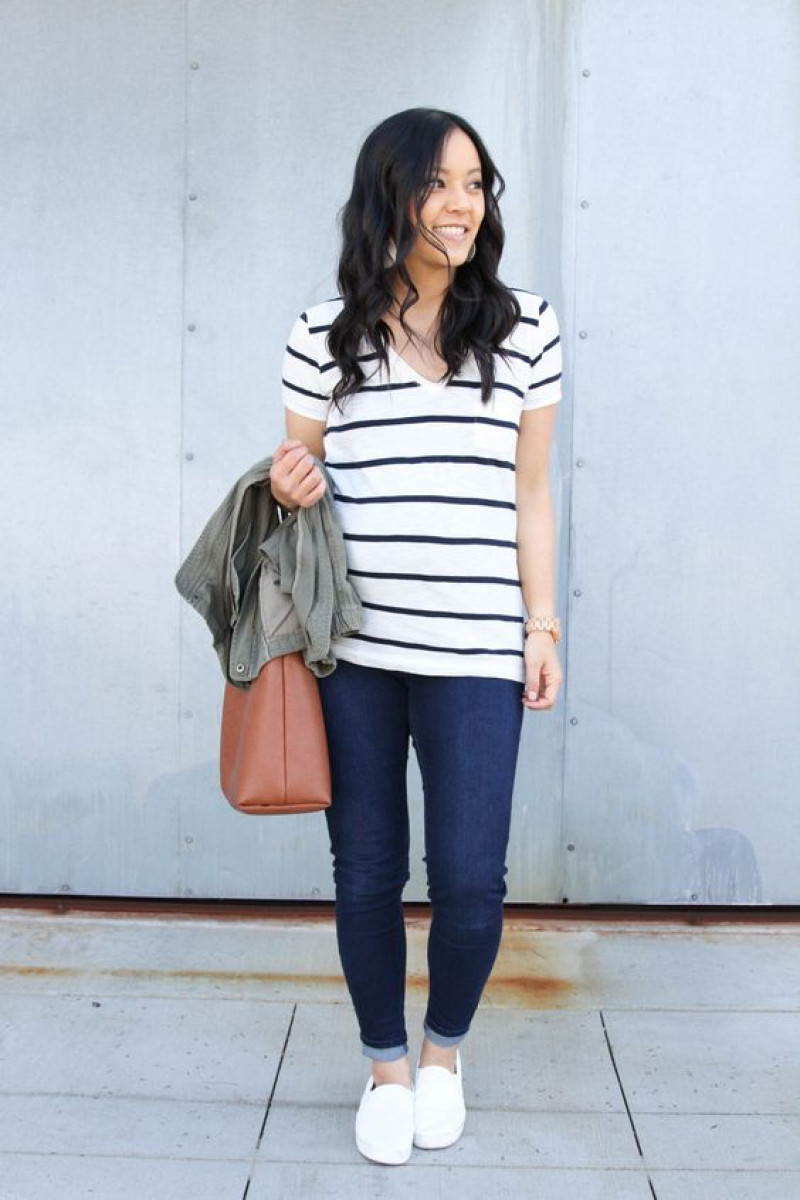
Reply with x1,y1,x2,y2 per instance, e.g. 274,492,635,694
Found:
435,166,483,175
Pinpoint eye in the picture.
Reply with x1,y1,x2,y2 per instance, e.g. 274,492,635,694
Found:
424,177,483,192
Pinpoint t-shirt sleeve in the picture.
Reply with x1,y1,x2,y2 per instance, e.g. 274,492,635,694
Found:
522,298,563,411
281,312,330,422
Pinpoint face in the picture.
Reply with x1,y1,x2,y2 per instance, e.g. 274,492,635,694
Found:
406,127,486,270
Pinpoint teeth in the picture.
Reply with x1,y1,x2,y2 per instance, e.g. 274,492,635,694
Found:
435,226,467,236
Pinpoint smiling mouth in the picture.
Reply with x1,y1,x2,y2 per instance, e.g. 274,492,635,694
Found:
432,225,469,241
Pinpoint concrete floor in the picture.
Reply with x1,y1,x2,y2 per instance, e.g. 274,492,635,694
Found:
0,905,798,1199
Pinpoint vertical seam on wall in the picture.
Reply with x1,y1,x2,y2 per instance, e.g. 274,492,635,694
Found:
558,0,585,904
176,0,191,874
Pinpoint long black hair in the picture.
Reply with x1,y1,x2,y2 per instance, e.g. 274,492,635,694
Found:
327,107,522,412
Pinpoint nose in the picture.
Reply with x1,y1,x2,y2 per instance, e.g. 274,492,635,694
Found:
444,189,473,214
443,187,474,216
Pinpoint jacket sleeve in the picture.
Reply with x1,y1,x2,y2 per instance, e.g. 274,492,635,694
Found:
292,463,363,676
174,485,239,678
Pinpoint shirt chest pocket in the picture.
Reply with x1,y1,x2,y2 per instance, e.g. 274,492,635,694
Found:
472,416,520,474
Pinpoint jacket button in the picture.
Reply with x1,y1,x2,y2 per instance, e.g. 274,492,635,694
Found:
235,664,245,673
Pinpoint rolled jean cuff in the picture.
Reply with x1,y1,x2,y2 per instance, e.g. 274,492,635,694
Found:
362,1040,409,1062
423,1020,466,1048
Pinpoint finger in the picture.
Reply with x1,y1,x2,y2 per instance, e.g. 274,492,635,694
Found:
539,673,562,704
521,656,542,695
280,445,311,474
298,477,327,507
273,439,300,462
269,460,292,490
286,469,315,501
268,460,289,492
521,663,546,707
295,466,324,497
275,462,321,509
287,452,317,485
527,671,560,708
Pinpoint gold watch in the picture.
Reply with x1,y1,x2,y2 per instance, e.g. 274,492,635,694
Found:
524,616,562,644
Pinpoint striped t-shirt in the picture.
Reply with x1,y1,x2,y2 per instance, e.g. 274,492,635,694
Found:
280,288,562,683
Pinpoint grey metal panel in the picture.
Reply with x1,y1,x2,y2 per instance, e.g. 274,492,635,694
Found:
176,0,570,901
0,0,568,900
0,1,186,896
562,0,800,902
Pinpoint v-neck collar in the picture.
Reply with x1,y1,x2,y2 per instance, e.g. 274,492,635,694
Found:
387,342,450,391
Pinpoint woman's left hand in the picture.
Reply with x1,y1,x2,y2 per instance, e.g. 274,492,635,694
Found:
522,632,563,711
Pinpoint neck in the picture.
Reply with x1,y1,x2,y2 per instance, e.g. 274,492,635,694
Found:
391,260,455,315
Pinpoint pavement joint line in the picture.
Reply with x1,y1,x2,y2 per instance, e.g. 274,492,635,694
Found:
242,1002,297,1197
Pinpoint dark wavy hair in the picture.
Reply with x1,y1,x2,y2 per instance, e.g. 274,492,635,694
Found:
326,107,522,412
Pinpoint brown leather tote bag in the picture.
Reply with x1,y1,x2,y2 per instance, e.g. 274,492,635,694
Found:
220,651,332,815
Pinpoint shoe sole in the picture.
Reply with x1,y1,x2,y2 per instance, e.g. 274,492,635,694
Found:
356,1133,413,1165
413,1119,466,1150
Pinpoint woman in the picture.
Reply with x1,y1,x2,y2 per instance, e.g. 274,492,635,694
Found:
269,107,563,1165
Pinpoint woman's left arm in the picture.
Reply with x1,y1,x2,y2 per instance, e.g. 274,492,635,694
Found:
515,405,564,711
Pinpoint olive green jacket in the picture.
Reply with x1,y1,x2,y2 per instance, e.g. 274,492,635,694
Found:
174,455,362,687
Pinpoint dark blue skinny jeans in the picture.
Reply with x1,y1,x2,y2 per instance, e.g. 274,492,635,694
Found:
317,657,525,1062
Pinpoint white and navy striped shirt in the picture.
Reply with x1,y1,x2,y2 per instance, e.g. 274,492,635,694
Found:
281,288,562,683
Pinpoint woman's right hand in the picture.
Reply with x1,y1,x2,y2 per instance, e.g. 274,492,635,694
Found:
269,438,327,510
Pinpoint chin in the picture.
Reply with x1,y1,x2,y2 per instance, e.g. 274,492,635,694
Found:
433,249,469,265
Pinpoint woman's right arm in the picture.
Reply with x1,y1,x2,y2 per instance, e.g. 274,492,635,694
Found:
271,312,329,510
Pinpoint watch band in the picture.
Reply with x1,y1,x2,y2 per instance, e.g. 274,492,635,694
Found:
524,616,562,644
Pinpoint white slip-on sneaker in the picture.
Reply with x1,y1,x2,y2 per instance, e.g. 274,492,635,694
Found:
354,1074,415,1165
413,1047,466,1149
